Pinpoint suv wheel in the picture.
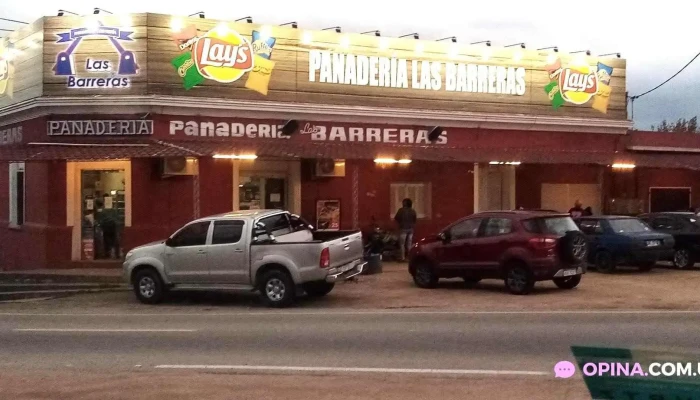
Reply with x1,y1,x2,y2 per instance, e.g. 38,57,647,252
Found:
595,251,616,273
673,248,695,269
553,275,581,290
303,281,335,297
133,269,166,304
504,264,535,295
412,261,438,289
259,270,296,308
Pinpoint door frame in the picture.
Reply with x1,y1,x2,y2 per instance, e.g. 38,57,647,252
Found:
66,160,132,261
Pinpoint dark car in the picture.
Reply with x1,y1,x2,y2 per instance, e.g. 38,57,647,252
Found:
639,212,700,269
408,211,588,295
576,216,674,273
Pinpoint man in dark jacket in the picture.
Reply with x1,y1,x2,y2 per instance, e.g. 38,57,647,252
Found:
394,198,417,261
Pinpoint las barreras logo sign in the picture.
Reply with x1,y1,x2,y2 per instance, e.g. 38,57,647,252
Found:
169,120,448,144
53,22,139,89
309,51,527,95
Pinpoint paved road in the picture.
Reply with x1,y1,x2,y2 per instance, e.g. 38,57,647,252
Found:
1,310,699,373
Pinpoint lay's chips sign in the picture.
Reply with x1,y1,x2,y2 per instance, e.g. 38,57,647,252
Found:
544,57,614,114
172,24,276,95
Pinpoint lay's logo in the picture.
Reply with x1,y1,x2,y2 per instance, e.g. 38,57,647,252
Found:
544,57,614,114
192,30,253,83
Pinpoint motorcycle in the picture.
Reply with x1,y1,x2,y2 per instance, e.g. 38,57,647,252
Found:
363,220,400,261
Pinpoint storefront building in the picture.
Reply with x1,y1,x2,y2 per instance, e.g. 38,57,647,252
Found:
1,13,699,270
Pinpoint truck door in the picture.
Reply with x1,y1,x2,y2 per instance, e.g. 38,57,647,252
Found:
207,220,248,283
164,221,212,283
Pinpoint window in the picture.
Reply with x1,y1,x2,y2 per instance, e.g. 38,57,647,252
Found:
212,220,244,245
390,183,431,219
289,214,311,232
258,213,292,237
651,217,678,231
578,220,604,235
523,217,579,236
450,218,482,240
9,162,25,227
608,218,650,234
483,218,513,237
169,221,210,247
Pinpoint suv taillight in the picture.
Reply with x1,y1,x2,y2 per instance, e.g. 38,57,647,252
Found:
528,237,557,250
320,247,330,269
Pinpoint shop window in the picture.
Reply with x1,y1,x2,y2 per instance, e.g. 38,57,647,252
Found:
212,220,244,245
9,162,25,227
390,183,431,219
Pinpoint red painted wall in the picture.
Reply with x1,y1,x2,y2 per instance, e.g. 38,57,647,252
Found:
123,158,196,251
301,160,474,240
198,157,233,217
516,164,602,210
0,161,71,270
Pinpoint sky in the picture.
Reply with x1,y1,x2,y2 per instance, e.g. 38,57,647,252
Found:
0,0,695,130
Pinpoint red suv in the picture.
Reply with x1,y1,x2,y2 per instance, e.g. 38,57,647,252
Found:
408,211,588,295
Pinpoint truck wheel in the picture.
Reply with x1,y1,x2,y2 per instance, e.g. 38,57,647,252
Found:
303,281,335,297
673,248,695,269
133,269,165,304
553,275,581,290
504,263,535,295
259,270,296,308
595,251,616,273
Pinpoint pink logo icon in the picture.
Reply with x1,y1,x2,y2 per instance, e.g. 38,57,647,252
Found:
554,361,576,379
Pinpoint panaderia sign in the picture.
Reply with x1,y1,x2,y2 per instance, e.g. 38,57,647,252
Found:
169,120,448,144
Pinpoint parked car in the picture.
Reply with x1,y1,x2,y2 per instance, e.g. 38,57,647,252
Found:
123,210,365,308
408,211,588,295
639,212,700,269
576,216,674,273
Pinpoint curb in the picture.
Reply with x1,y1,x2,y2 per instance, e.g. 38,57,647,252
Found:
0,274,122,285
0,287,127,302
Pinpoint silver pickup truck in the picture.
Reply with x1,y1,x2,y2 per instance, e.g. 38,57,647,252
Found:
123,210,365,307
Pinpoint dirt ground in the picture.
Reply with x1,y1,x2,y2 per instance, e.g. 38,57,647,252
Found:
0,369,591,400
1,262,699,312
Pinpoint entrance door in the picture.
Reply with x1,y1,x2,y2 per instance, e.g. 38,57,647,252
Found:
265,178,286,209
477,164,516,212
80,169,126,260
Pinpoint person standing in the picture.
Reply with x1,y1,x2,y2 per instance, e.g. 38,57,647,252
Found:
568,200,585,219
394,198,417,262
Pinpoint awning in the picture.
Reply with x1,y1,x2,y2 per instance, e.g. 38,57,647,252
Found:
159,139,619,165
0,138,196,161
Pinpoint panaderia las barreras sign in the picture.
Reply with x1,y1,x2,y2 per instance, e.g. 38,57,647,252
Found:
169,120,448,144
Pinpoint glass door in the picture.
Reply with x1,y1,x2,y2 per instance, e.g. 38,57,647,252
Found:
80,169,126,260
239,176,287,211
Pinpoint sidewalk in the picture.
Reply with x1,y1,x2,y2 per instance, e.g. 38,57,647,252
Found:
0,269,123,284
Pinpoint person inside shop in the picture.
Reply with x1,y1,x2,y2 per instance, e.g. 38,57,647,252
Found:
95,197,121,259
568,200,585,220
394,198,417,262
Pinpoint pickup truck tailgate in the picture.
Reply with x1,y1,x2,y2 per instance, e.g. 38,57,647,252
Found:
326,231,364,268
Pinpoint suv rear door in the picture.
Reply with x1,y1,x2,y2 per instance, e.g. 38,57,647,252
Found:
471,217,515,270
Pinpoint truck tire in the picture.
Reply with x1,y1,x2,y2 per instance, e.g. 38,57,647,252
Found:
303,281,335,297
559,231,588,264
133,268,165,304
259,269,296,308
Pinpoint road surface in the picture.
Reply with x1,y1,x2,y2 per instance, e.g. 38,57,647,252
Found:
1,310,699,399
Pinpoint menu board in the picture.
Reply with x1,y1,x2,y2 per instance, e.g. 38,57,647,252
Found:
316,200,340,231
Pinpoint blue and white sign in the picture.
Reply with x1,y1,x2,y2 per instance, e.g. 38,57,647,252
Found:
53,21,139,89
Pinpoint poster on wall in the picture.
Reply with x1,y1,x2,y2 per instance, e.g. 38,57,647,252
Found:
316,200,340,231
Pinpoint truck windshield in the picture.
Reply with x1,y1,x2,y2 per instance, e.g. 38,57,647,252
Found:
608,218,650,233
523,216,579,236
